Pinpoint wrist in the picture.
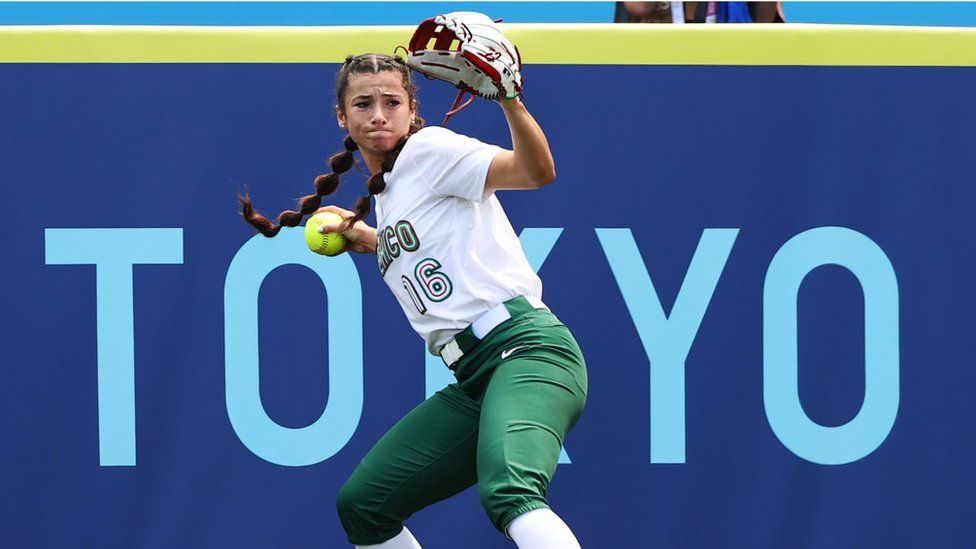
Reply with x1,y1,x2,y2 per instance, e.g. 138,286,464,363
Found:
499,96,523,109
366,226,378,254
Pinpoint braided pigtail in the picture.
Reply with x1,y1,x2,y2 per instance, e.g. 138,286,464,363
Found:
239,135,358,237
241,53,424,237
343,136,409,231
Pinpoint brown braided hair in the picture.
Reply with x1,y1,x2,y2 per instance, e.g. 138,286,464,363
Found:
239,53,425,237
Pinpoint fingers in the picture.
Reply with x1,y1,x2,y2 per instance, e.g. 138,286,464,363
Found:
317,220,360,236
314,204,355,234
314,205,354,217
317,223,342,235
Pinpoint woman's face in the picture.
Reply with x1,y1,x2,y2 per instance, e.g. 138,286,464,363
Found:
337,71,416,159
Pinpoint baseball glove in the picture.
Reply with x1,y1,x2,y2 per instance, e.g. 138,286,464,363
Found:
405,11,522,121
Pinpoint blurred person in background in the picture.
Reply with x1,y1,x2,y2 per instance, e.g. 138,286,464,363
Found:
615,1,784,23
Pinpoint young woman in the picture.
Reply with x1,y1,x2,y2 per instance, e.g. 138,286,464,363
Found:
241,53,587,549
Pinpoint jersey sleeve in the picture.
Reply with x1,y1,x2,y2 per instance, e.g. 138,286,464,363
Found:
407,126,504,202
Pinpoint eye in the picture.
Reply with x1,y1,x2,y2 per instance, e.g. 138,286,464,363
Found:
387,99,401,107
354,100,369,108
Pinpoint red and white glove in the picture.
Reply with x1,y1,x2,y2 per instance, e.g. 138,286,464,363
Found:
406,11,523,101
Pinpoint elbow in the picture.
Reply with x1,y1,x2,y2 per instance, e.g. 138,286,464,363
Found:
534,165,556,188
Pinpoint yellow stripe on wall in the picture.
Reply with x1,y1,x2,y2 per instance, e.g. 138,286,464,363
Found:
1,24,975,66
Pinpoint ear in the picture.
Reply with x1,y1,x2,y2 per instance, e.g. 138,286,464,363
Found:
336,105,346,129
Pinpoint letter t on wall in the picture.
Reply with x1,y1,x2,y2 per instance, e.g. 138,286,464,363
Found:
45,228,183,466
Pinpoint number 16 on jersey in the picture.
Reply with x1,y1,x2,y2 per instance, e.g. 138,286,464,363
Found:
401,257,454,314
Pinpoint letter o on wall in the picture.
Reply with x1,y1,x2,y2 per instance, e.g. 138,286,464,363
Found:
224,231,363,466
763,227,899,465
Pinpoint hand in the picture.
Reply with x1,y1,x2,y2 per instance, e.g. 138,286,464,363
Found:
313,205,378,255
406,11,523,101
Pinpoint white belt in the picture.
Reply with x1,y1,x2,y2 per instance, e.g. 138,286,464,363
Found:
439,296,547,367
471,295,546,338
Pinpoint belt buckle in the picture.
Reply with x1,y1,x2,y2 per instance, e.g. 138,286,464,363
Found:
440,339,464,369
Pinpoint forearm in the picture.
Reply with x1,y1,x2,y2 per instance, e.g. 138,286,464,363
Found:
357,225,378,255
344,224,377,255
499,98,556,185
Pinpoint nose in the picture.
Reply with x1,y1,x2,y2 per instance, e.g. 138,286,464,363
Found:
369,105,388,126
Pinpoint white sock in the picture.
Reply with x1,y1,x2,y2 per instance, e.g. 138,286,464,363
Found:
354,525,422,549
506,508,581,549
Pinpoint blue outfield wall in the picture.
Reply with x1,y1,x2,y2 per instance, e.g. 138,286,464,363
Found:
2,30,976,548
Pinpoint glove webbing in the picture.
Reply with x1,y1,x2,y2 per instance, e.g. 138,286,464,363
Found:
403,16,515,125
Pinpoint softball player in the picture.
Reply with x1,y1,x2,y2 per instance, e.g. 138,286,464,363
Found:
241,50,586,549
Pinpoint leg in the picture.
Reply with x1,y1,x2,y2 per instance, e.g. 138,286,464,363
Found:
337,384,480,546
352,526,421,549
507,508,581,549
475,325,587,537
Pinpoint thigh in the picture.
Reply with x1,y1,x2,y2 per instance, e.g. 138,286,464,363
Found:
476,327,588,527
344,383,482,521
479,326,588,464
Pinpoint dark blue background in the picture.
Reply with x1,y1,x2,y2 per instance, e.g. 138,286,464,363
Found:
2,64,974,547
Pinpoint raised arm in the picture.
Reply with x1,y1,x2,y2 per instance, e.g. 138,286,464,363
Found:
485,98,556,192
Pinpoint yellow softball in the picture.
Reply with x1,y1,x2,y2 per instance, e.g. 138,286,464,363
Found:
304,212,346,256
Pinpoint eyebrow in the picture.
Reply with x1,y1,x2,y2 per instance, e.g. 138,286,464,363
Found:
351,92,403,100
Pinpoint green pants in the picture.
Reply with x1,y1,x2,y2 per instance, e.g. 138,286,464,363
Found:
336,301,588,545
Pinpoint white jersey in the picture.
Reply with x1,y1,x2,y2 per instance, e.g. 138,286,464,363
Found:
374,126,543,354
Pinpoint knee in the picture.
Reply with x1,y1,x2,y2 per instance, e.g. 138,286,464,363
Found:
335,476,367,528
336,475,401,544
337,471,388,531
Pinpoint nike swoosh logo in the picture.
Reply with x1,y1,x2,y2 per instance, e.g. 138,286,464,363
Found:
501,346,527,360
